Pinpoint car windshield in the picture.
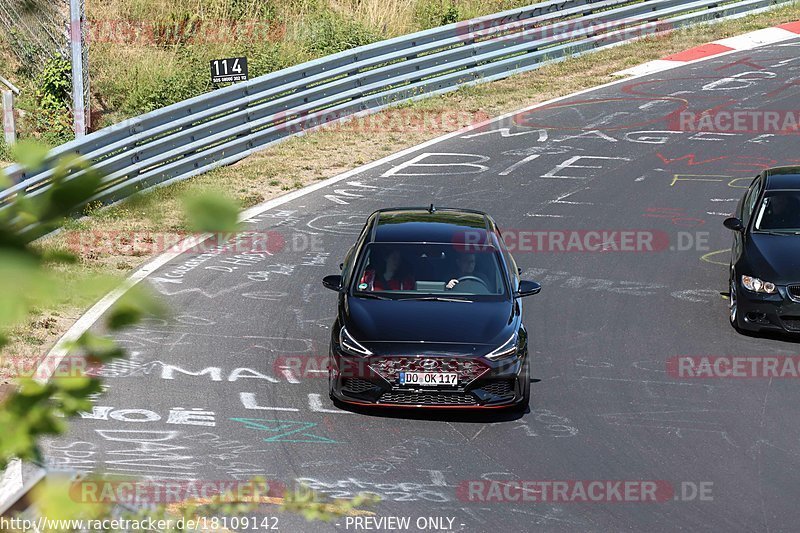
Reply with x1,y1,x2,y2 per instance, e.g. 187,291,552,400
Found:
352,242,509,300
754,191,800,232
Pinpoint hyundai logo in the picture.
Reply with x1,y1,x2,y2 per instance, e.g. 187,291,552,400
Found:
420,359,438,370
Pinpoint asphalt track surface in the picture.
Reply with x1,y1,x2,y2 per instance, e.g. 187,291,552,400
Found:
45,38,800,532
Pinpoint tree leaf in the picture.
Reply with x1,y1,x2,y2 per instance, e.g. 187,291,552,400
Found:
10,139,50,170
184,192,241,232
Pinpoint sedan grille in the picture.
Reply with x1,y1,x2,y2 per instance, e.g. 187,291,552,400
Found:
788,285,800,303
378,391,477,406
370,357,489,385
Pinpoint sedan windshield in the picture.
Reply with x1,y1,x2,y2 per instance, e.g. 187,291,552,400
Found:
754,191,800,232
352,242,509,300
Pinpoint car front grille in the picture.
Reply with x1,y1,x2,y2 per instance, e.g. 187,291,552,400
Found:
378,391,478,406
342,377,375,394
370,357,489,385
475,380,515,398
780,316,800,332
788,285,800,303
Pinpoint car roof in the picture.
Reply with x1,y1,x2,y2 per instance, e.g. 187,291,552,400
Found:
765,167,800,191
369,207,493,244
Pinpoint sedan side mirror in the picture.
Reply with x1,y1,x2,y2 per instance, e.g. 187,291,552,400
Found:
723,217,744,232
322,275,343,292
515,280,541,298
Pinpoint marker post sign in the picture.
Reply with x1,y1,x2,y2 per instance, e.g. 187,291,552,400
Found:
210,57,248,84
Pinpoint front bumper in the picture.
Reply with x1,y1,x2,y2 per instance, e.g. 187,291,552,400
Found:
329,345,528,409
737,285,800,333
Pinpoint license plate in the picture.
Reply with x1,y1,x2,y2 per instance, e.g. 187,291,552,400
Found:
399,372,458,386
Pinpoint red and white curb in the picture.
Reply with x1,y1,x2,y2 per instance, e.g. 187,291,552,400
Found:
617,21,800,76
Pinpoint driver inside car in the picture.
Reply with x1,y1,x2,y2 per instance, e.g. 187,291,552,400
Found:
445,253,489,290
360,249,415,291
762,195,800,230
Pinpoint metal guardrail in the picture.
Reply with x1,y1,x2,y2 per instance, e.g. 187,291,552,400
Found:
0,0,794,226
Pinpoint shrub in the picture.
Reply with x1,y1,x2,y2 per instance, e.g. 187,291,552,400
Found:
35,57,72,111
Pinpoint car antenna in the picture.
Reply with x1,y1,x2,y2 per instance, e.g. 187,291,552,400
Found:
428,204,436,213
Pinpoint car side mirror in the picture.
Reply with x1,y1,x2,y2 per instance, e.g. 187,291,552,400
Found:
723,217,744,232
517,267,523,276
339,263,344,271
515,280,541,298
322,275,343,292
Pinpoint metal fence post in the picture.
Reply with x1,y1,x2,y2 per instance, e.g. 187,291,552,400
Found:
70,0,88,138
2,90,15,146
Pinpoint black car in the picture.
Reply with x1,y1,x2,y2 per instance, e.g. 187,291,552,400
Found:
724,167,800,334
322,207,541,410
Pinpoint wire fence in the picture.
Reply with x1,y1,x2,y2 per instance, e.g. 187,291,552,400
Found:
0,0,69,74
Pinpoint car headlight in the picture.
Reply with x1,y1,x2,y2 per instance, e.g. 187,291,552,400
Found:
741,275,777,294
486,333,519,360
339,327,373,357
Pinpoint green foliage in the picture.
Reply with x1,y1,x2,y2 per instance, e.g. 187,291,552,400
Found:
121,49,212,115
35,58,72,111
9,138,48,169
183,191,242,233
246,43,305,79
299,10,381,56
415,0,460,29
24,106,73,146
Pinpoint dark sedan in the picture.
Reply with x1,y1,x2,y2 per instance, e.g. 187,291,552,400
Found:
322,207,541,410
724,167,800,334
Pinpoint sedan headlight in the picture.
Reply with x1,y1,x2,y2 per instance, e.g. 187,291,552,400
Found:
742,275,777,294
339,327,373,357
486,333,519,360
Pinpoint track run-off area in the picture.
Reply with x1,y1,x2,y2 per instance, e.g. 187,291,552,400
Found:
44,37,800,531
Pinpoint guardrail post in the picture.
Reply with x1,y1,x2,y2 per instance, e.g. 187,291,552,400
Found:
2,90,15,146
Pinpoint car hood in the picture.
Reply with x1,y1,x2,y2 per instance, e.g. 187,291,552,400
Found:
745,234,800,284
344,296,515,345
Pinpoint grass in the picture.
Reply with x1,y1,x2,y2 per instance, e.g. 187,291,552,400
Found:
2,3,800,381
